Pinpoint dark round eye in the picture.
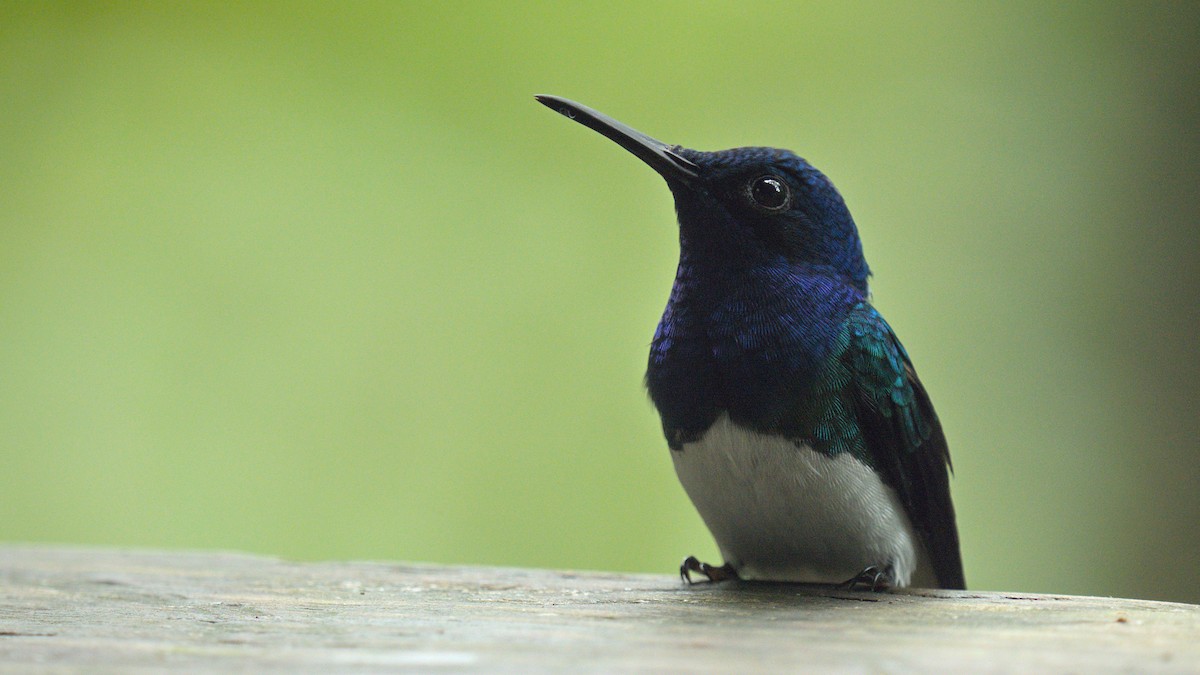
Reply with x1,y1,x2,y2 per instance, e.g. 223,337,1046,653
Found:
748,176,789,210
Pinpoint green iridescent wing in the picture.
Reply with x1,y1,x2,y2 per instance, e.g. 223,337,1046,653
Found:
806,302,966,589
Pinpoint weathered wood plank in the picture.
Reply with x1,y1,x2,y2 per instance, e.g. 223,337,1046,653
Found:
1,545,1197,673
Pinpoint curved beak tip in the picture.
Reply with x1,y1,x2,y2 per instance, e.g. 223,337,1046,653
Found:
535,94,577,120
534,94,700,185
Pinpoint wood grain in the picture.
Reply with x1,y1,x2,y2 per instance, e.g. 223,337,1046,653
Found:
1,545,1197,673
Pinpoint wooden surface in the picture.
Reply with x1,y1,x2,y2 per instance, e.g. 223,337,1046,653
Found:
1,545,1198,673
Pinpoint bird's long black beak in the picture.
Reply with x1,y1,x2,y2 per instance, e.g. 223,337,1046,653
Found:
535,95,700,186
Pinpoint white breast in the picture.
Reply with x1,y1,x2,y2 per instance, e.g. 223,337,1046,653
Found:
671,414,925,586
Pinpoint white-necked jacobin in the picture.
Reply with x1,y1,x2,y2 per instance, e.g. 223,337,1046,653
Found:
536,95,965,591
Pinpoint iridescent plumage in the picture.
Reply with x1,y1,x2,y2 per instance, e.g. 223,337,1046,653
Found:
538,96,965,590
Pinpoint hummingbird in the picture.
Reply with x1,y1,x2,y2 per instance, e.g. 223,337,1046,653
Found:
536,95,965,591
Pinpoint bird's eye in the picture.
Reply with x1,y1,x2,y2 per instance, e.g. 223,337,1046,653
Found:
748,176,790,211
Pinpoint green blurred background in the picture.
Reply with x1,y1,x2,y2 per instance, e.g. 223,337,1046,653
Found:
2,2,1198,603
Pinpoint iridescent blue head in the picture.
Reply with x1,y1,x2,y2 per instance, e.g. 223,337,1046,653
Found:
535,95,870,294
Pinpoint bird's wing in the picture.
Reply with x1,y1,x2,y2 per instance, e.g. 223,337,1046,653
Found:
838,302,966,589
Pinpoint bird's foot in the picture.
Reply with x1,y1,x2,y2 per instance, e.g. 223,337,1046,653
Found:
680,556,738,584
840,564,895,592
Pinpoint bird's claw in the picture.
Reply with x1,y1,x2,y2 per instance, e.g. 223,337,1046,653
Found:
840,564,895,592
680,556,738,584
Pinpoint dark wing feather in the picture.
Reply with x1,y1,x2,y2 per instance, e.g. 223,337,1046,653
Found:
843,303,966,589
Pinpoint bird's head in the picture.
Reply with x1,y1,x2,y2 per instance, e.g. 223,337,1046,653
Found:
537,96,870,294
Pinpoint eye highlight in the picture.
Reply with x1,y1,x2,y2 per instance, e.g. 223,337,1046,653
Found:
747,175,790,211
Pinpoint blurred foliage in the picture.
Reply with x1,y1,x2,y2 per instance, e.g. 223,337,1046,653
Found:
1,2,1197,602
